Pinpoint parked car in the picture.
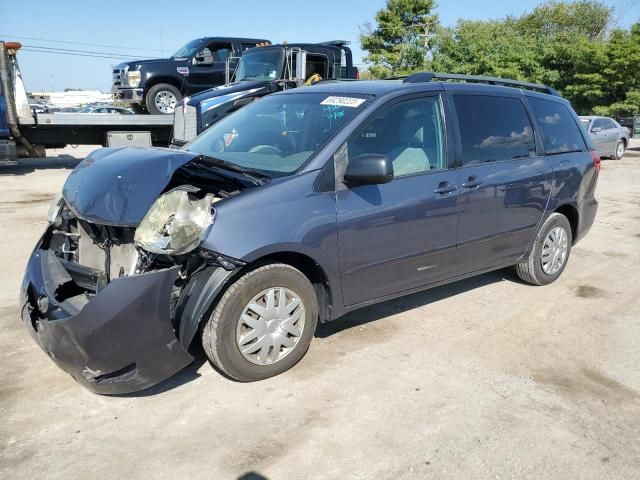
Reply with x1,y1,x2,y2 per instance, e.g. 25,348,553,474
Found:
112,37,270,115
21,73,599,394
70,105,134,114
29,103,48,114
52,107,81,113
579,115,629,160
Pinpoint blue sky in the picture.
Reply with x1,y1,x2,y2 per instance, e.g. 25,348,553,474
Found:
1,0,638,92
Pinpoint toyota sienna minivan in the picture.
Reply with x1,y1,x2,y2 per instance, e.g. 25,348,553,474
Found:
21,73,599,393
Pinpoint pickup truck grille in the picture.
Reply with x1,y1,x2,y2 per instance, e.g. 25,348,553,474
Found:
112,69,123,87
174,104,198,142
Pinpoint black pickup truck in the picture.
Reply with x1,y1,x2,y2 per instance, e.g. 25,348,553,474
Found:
112,37,270,114
172,41,359,145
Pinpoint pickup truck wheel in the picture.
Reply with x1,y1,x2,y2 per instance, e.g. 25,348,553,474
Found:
615,141,625,160
515,213,572,286
145,83,181,115
202,264,318,382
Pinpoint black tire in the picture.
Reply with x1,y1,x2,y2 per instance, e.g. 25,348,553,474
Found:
145,83,182,115
614,140,625,160
515,212,573,286
201,264,318,382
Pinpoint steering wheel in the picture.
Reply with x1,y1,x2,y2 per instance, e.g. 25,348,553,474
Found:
248,145,283,155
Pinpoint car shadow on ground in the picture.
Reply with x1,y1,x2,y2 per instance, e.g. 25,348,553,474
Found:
120,268,518,396
1,156,83,175
316,268,517,338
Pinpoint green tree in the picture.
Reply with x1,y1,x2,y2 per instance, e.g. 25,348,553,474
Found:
432,19,544,82
360,0,439,78
518,0,612,40
593,23,640,115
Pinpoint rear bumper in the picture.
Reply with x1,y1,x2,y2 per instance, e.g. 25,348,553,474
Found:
112,87,144,105
20,247,193,394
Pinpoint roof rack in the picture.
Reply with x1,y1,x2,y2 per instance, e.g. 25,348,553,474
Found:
402,72,559,96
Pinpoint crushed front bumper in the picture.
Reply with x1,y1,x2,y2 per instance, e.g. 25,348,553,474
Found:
20,248,193,394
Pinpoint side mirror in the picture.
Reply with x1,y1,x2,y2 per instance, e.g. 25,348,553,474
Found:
344,154,394,186
591,127,603,134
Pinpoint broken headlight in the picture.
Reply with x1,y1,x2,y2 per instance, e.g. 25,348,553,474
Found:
47,192,64,223
134,188,214,255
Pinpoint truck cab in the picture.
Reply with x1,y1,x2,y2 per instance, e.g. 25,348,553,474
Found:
112,37,270,115
171,41,358,146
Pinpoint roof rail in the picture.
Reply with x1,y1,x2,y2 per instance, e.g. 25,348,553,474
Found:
402,72,559,96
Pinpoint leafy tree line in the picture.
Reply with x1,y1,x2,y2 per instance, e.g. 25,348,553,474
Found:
360,0,640,116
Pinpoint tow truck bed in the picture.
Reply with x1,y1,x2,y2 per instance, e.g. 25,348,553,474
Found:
18,113,174,148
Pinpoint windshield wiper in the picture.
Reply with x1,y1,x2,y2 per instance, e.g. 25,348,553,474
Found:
199,155,269,185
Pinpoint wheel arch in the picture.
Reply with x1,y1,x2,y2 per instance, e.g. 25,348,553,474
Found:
177,250,335,350
243,251,334,324
554,203,579,244
143,76,184,102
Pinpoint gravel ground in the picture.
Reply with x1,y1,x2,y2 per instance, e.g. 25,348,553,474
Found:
1,141,639,479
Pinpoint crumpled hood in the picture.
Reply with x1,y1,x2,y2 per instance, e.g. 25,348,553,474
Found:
62,147,200,227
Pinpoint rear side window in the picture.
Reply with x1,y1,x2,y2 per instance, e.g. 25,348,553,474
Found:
453,95,536,165
528,97,586,155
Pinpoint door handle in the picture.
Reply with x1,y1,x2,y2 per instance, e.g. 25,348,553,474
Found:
462,176,481,189
434,182,457,195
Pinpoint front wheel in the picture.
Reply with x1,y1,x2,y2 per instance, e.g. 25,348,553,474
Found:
145,83,182,115
614,141,625,160
202,264,318,382
515,213,572,285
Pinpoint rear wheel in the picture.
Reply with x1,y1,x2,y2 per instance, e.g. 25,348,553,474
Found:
515,213,572,285
614,140,625,160
145,83,181,115
201,264,318,382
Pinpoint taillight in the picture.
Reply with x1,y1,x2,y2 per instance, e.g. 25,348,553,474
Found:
591,150,601,173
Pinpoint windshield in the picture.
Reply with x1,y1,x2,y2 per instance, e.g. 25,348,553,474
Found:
184,93,369,177
172,39,204,59
235,48,285,81
77,106,94,113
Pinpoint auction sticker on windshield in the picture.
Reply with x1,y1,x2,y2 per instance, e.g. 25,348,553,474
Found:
320,96,366,108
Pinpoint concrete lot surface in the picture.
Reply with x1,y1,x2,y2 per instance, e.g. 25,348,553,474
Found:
1,142,640,479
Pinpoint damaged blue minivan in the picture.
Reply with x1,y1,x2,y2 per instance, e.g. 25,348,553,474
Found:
20,73,599,394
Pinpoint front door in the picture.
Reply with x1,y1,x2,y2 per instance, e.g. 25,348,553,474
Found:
450,94,552,272
188,41,234,92
336,95,460,306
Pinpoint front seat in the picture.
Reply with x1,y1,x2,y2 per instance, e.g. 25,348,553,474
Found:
389,114,430,176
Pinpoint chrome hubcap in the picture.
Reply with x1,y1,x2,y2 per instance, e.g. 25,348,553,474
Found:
236,287,305,365
541,226,568,275
154,90,177,114
617,143,624,158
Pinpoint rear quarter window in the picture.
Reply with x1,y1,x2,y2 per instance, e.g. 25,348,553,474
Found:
528,97,586,155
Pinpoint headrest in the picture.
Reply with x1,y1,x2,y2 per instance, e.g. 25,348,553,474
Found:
399,112,426,147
